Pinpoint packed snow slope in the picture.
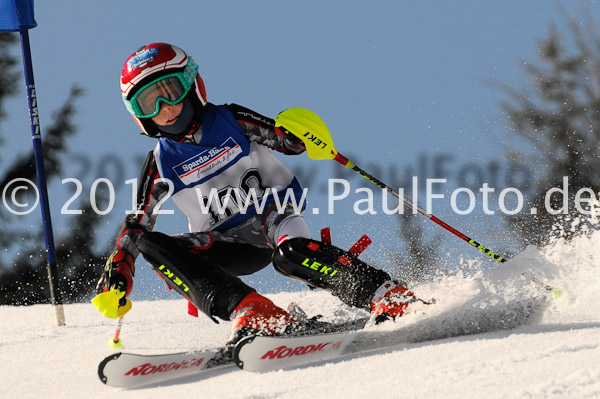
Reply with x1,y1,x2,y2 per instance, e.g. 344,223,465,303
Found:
2,230,600,399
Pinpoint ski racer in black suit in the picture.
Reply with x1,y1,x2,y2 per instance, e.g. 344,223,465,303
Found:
93,42,424,344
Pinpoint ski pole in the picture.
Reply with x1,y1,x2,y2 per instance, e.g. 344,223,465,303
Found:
522,272,563,298
337,155,508,261
275,108,506,262
275,108,562,294
109,317,124,350
336,143,562,293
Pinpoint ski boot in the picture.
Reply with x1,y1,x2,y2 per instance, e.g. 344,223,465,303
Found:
227,291,296,346
368,281,420,325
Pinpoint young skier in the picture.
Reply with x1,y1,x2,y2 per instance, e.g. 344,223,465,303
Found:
93,42,425,344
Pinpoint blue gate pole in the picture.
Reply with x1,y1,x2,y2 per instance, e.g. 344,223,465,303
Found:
19,26,65,326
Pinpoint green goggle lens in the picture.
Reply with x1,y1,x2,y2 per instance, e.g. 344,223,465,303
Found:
136,76,187,117
124,58,198,118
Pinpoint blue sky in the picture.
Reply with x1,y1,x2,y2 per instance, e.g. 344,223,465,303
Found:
2,0,595,298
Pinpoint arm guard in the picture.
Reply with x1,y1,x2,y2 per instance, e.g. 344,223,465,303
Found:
226,103,305,155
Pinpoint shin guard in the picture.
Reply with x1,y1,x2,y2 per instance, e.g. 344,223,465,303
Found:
272,237,391,310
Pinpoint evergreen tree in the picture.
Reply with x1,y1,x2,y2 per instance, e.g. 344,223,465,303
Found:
500,18,600,246
0,33,110,305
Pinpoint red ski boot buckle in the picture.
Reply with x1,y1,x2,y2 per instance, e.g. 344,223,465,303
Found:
320,227,372,266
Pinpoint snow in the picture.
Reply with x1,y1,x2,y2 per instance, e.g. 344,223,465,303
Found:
2,230,600,399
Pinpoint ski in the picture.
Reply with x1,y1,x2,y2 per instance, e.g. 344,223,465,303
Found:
98,346,234,388
233,296,547,372
233,330,356,372
98,296,547,386
97,316,366,388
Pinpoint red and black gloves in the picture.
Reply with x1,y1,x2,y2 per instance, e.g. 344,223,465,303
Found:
97,250,135,299
93,250,135,318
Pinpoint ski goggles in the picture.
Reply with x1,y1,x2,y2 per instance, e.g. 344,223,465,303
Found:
124,58,198,118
